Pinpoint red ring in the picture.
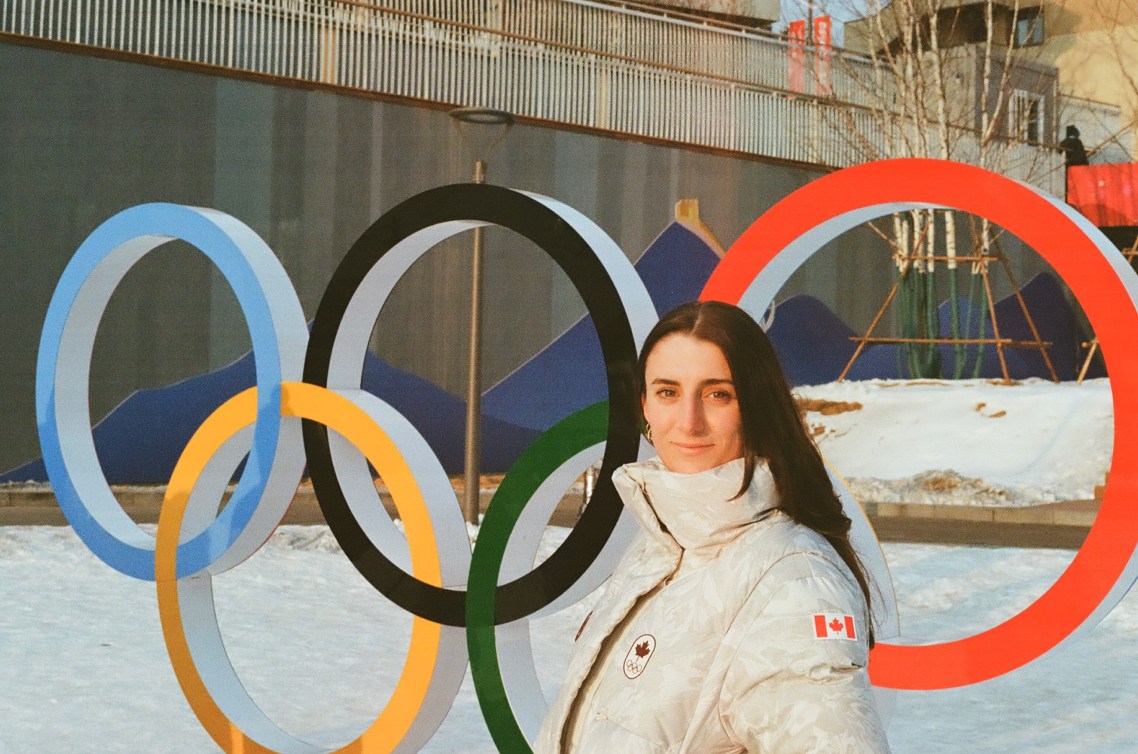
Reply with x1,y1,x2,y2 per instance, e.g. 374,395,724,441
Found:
701,158,1138,689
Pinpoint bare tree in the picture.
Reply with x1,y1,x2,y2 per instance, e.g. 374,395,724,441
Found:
783,0,1066,378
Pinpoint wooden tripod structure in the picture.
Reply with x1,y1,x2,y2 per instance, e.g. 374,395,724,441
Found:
838,227,1059,384
1077,234,1138,383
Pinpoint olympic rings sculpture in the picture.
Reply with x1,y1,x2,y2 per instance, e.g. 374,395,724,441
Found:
35,159,1137,752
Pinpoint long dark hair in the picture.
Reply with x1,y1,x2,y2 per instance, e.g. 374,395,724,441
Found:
638,301,875,641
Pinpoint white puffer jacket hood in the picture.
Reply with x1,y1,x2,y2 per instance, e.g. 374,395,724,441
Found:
534,457,891,754
618,456,778,555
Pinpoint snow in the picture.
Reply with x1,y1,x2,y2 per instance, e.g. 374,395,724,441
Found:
795,379,1114,505
2,525,1136,753
1,378,1134,753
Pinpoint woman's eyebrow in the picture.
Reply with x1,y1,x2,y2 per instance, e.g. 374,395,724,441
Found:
649,377,734,386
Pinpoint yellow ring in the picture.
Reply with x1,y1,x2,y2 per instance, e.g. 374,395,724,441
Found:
156,382,444,753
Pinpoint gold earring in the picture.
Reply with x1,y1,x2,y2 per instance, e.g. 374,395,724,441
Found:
645,423,654,445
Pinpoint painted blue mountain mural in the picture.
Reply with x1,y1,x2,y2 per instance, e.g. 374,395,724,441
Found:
3,222,1092,483
1,348,539,483
481,222,720,431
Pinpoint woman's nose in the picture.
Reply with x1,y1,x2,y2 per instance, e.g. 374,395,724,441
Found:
677,396,707,433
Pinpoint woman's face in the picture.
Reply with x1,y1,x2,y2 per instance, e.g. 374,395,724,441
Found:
641,333,745,474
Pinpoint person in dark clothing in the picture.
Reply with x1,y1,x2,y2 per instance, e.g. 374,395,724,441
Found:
1060,125,1089,167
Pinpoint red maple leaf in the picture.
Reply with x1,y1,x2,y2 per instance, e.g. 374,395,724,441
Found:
635,640,651,657
829,618,844,633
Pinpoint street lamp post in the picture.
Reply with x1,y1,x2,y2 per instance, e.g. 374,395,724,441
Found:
448,107,514,526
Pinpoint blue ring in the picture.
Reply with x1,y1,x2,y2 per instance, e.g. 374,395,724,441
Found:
36,203,300,579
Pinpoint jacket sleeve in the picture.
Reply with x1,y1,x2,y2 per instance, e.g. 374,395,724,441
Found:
717,553,891,753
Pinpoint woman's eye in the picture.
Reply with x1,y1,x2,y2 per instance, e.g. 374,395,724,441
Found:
656,388,677,398
708,390,734,401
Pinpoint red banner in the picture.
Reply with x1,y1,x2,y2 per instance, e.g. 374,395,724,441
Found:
787,20,806,94
1067,163,1138,227
814,16,832,96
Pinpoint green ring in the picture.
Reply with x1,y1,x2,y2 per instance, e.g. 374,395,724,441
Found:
467,401,610,752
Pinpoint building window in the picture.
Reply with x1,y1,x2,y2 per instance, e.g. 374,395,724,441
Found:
1014,7,1044,47
1010,89,1046,142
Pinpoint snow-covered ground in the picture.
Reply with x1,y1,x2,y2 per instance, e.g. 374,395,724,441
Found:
795,378,1113,505
1,378,1131,753
1,525,1136,754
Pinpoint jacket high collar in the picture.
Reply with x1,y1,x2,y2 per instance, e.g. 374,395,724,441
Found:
613,457,780,553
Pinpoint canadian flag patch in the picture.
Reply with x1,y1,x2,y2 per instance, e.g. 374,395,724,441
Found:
813,613,857,641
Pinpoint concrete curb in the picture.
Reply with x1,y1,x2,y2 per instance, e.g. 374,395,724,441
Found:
0,479,590,529
864,500,1094,549
0,483,1097,549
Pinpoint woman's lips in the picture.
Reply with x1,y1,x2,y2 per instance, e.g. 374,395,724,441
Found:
672,442,713,454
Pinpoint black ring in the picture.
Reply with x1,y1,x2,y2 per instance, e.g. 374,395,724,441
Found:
303,183,641,626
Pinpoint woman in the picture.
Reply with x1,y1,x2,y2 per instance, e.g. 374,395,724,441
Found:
535,301,890,753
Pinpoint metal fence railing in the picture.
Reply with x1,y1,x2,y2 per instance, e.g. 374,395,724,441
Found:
2,0,1063,187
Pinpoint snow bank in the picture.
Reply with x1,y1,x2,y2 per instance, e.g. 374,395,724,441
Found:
795,379,1113,505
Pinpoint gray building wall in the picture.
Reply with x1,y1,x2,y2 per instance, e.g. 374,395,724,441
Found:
2,38,1059,474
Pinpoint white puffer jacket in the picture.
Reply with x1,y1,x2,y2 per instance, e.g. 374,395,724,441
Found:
534,458,890,754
